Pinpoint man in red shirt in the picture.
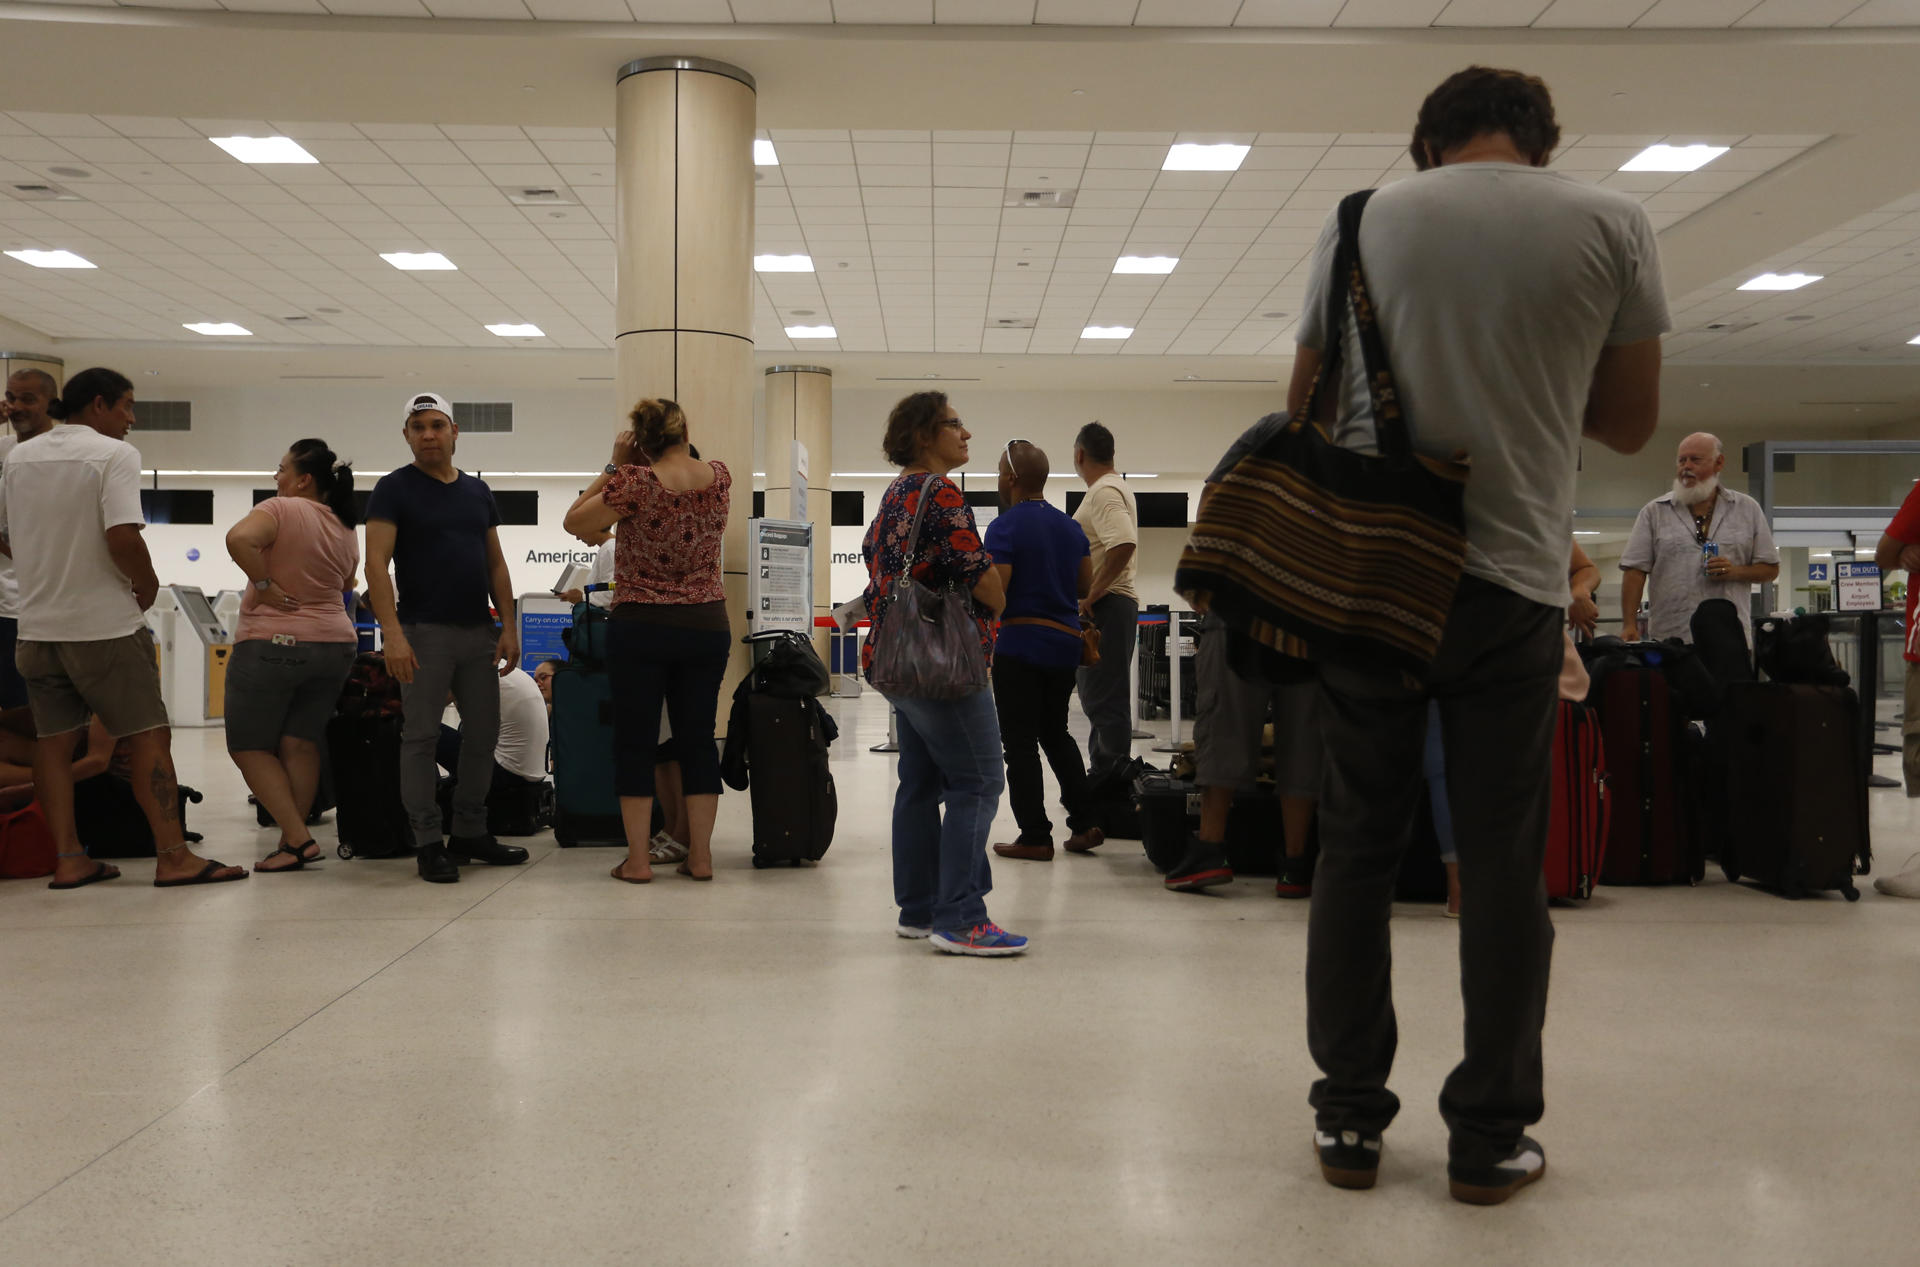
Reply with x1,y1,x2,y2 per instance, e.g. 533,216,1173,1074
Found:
1873,490,1920,898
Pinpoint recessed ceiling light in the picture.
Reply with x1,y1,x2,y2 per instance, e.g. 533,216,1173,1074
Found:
1082,326,1134,339
1909,333,1920,346
210,135,319,165
1620,143,1729,173
485,323,545,337
5,248,94,269
1113,256,1178,275
785,325,837,339
381,251,457,271
1162,143,1249,173
754,140,779,166
183,322,252,336
755,254,814,273
1573,530,1601,536
1739,272,1822,291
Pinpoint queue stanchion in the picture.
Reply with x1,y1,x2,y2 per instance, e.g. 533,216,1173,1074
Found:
1129,609,1153,739
1859,610,1899,789
871,706,900,754
1152,610,1190,754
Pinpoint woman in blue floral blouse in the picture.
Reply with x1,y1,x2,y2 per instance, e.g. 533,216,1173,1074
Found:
861,392,1026,957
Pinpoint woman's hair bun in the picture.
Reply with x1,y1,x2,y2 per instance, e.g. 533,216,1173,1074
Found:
628,398,688,459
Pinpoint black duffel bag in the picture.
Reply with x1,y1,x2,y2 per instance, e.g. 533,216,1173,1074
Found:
1755,613,1850,687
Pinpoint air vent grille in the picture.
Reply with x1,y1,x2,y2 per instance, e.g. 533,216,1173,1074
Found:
138,400,191,431
454,401,513,434
1003,188,1076,209
7,182,81,202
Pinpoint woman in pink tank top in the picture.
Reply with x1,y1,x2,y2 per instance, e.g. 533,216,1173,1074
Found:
222,439,361,872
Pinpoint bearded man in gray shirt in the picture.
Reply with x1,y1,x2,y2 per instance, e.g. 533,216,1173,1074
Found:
1289,67,1668,1206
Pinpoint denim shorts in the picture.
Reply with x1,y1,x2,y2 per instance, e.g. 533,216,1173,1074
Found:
223,638,358,752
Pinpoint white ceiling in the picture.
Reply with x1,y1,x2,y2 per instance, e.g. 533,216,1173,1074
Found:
0,112,1827,357
18,0,1920,28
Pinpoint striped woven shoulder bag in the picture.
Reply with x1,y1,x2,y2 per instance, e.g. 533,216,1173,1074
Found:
1174,188,1470,681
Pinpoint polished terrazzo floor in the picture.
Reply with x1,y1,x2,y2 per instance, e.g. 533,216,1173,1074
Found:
1,690,1915,1266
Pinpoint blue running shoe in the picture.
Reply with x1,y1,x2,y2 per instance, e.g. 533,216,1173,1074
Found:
929,922,1030,957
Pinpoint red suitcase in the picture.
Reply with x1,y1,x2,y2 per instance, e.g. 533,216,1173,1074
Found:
1590,656,1704,885
1546,701,1607,899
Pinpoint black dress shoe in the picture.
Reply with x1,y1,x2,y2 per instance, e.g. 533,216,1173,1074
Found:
448,834,528,867
417,843,460,884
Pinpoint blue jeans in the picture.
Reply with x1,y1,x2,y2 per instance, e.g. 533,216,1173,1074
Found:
887,688,1005,934
1424,699,1457,865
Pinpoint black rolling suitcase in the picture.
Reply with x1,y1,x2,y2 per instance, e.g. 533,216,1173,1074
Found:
1716,682,1871,900
746,693,837,868
550,664,625,847
326,713,413,859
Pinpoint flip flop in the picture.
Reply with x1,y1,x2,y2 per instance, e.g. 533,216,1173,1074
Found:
48,862,120,890
154,860,249,888
256,840,320,873
611,863,652,884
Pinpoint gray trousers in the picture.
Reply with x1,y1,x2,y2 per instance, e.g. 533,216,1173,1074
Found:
398,622,501,847
1077,592,1138,780
1306,576,1562,1168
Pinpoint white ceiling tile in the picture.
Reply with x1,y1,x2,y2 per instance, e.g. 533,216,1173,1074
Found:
856,142,934,165
321,0,432,13
1632,0,1762,23
833,0,935,18
1838,0,1920,22
1531,0,1656,23
421,0,533,12
728,0,834,18
525,0,629,15
1134,0,1240,21
933,166,1007,188
935,0,1038,19
1332,0,1448,22
860,165,933,187
1435,0,1553,19
1233,0,1343,20
784,165,861,187
1734,0,1863,23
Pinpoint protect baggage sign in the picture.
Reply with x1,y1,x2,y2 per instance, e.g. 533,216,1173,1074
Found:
750,518,814,637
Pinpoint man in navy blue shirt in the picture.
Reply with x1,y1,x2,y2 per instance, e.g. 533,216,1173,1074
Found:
985,440,1102,861
365,392,523,883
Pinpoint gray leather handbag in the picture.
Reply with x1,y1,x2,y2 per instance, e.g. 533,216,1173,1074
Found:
865,475,990,701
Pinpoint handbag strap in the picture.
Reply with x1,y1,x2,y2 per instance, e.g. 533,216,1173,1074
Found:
897,472,947,580
1301,188,1416,466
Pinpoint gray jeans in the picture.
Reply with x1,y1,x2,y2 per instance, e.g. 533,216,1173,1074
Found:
1306,576,1562,1168
399,622,501,846
1076,593,1138,780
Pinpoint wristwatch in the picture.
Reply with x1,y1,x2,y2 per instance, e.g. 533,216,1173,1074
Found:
253,578,272,592
604,463,619,475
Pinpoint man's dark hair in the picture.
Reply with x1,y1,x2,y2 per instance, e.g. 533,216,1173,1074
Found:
881,391,949,468
1075,421,1115,466
6,367,56,398
49,367,132,422
1415,66,1561,167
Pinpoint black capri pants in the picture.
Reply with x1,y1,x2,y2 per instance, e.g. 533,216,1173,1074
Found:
606,618,729,798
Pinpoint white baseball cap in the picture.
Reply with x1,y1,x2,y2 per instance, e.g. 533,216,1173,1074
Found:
403,391,453,419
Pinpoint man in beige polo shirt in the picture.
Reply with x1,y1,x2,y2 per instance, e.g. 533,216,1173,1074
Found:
1071,421,1139,783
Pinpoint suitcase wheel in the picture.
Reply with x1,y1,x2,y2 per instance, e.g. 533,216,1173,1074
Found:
1842,883,1860,902
751,855,772,869
337,844,354,860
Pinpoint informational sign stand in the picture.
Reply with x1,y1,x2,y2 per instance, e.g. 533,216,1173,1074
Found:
1836,561,1882,612
749,518,814,640
517,593,574,673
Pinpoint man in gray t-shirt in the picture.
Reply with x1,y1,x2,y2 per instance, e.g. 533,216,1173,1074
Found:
1288,68,1667,1208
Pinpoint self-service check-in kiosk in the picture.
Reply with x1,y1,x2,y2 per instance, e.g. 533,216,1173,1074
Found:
149,586,232,727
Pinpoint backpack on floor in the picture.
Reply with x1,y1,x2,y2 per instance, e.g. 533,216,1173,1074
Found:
0,801,55,879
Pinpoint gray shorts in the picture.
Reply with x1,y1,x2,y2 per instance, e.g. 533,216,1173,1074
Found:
1191,618,1326,798
224,638,358,752
17,629,170,739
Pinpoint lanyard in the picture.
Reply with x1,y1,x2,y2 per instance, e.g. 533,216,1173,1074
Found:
1671,492,1718,546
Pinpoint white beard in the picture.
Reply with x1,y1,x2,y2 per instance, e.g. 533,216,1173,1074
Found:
1671,475,1719,507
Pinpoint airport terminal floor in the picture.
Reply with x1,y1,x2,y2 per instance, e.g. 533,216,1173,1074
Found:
0,690,1911,1266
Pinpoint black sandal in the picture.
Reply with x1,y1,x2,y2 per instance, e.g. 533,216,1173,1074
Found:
257,840,320,872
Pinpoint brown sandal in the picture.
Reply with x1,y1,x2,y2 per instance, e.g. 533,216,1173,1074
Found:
676,862,713,882
611,862,652,884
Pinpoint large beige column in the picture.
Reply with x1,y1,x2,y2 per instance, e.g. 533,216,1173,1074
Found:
763,365,834,672
615,57,756,729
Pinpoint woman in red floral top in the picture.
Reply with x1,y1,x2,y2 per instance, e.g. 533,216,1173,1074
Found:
564,398,729,884
861,392,1029,957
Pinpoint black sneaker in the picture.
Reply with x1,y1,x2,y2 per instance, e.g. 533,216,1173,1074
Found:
448,834,529,867
1314,1128,1382,1190
1165,839,1233,893
1448,1135,1547,1205
1275,853,1313,899
417,843,459,884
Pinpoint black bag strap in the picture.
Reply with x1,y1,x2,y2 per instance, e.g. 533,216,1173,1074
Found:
1301,189,1416,466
